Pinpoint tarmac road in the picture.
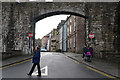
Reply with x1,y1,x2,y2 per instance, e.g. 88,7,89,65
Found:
2,52,113,80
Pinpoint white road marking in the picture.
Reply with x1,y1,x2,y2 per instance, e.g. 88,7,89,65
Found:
32,66,48,76
41,53,47,58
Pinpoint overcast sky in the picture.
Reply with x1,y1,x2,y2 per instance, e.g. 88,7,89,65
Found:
35,15,69,39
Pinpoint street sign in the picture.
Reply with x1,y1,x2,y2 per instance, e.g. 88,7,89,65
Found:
29,33,33,37
89,33,94,39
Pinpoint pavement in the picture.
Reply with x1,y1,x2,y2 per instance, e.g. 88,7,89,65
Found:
63,52,119,78
1,55,32,68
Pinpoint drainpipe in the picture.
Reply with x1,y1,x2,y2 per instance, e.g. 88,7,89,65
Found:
32,23,36,53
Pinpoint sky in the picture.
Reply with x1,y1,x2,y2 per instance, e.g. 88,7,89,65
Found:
35,15,69,39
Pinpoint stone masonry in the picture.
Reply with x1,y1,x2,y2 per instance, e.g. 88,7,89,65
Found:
85,3,119,62
1,2,120,62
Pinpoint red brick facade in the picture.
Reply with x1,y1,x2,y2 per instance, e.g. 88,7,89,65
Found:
66,15,85,54
76,17,85,54
41,35,49,49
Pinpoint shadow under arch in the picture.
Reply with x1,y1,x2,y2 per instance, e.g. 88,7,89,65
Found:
33,11,87,23
32,11,87,51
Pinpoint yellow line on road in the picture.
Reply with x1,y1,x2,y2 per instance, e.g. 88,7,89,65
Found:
0,59,32,70
72,59,79,64
87,66,116,79
64,54,118,79
65,56,79,64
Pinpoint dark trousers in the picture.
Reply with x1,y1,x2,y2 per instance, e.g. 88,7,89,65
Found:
82,52,85,58
28,63,41,75
91,53,93,58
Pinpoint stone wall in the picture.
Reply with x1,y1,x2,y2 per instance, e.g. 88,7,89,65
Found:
1,2,120,62
0,3,2,53
2,3,12,52
2,3,32,55
2,2,85,55
85,2,119,62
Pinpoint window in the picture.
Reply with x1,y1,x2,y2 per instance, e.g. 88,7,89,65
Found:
68,40,69,49
73,36,76,48
70,38,72,49
70,25,71,34
67,26,69,36
52,40,56,42
74,16,76,31
70,18,72,23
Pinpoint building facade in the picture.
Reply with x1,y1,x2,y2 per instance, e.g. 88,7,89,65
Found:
66,15,85,54
35,38,41,48
46,32,51,51
75,16,85,54
62,22,67,52
50,29,57,51
57,20,65,51
41,35,49,49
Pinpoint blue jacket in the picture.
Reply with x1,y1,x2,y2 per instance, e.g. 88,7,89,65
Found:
32,50,40,63
83,47,88,53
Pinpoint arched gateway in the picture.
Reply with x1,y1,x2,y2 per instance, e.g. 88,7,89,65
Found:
1,2,120,62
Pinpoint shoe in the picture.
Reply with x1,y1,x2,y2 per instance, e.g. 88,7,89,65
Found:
37,75,41,77
27,74,31,76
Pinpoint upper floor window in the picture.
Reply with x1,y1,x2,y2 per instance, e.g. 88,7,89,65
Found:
70,38,72,49
70,25,71,34
73,36,76,48
68,40,69,49
70,18,72,23
67,26,69,36
74,16,76,32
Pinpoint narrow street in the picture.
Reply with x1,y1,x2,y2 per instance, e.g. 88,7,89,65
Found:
2,52,112,79
1,2,120,80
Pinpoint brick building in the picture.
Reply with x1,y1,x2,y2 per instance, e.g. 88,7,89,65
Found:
50,29,57,51
41,35,49,49
76,16,85,54
46,32,51,51
35,38,41,48
57,20,65,51
66,15,85,54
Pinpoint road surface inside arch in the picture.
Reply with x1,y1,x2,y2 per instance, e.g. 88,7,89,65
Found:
2,52,110,79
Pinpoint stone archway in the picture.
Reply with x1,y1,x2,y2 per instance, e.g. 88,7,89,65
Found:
33,11,87,22
2,2,86,54
2,2,120,62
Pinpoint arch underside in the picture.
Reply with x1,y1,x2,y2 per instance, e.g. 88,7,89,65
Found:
34,11,87,22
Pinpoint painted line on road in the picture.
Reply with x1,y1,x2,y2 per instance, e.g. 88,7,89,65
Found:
32,66,48,76
64,55,79,64
71,59,79,64
63,54,120,79
0,53,46,70
0,58,32,70
87,66,115,79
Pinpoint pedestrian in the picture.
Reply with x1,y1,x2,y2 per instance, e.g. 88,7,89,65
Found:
88,45,93,58
27,47,41,77
82,45,88,60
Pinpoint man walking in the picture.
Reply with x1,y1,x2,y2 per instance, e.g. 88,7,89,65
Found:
27,47,41,77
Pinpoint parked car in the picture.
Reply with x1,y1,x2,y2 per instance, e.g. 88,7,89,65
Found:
41,48,47,52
